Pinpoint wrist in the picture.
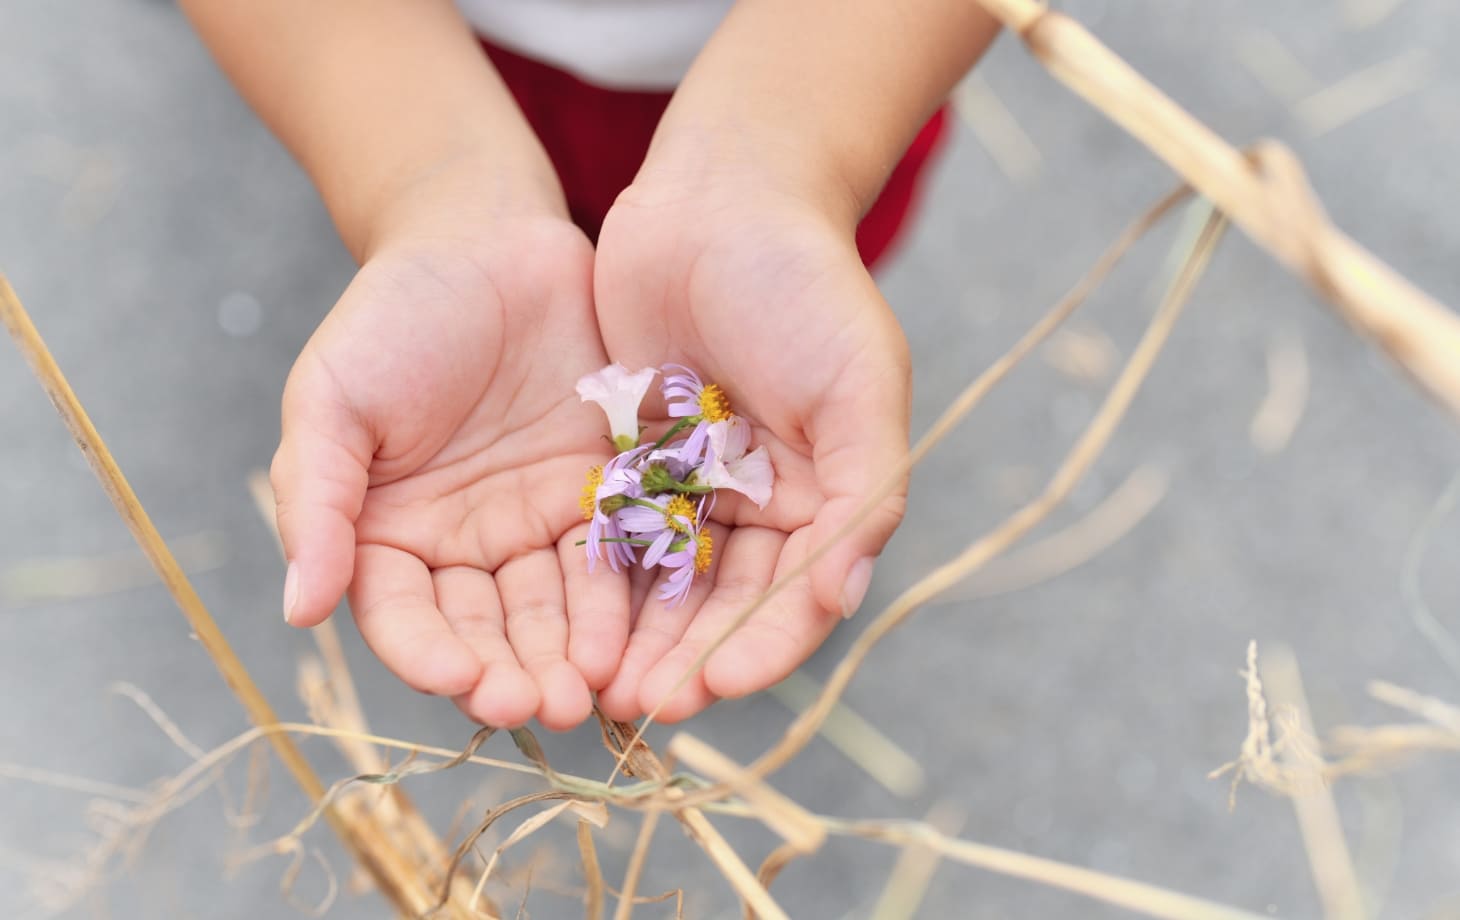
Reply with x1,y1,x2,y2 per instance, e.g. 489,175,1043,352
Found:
637,113,866,232
351,148,568,263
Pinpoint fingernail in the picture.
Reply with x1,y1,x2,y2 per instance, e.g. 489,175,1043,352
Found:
283,561,299,624
840,557,875,619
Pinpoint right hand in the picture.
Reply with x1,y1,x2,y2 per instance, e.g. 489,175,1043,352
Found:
271,165,629,730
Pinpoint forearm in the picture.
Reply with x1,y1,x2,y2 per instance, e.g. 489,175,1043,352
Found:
179,0,562,259
646,0,1000,223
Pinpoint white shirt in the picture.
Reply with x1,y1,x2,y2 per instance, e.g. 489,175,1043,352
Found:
456,0,734,91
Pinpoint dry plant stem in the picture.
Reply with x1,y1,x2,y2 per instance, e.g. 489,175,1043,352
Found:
766,670,925,798
1259,649,1365,920
943,462,1169,601
0,275,477,920
436,791,578,914
747,843,802,919
612,183,1197,783
577,822,605,920
669,205,1228,807
665,733,824,853
974,0,1460,418
613,809,662,920
869,801,964,920
599,715,790,920
829,819,1270,920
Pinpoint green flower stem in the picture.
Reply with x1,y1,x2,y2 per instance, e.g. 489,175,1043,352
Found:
573,537,655,547
651,416,698,451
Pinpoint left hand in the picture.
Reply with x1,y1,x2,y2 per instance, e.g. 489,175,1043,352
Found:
591,172,912,722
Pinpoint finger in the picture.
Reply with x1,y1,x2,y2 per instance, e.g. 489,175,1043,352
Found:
805,324,910,618
349,544,482,696
496,549,593,731
433,566,539,728
597,523,725,722
272,353,374,628
637,525,783,722
703,527,831,700
559,522,630,691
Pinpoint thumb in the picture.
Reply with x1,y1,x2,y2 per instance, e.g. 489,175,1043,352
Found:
805,340,911,619
271,360,374,628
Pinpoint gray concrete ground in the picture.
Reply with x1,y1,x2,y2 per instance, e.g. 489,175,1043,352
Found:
3,1,1459,918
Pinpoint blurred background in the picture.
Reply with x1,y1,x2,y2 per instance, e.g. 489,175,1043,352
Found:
3,0,1459,917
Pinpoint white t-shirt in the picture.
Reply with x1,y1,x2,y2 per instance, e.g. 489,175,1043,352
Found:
455,0,734,90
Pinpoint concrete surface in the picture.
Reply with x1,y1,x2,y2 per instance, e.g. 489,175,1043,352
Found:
2,1,1458,917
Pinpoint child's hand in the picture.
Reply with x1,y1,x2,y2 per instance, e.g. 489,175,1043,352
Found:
272,175,628,731
591,175,911,722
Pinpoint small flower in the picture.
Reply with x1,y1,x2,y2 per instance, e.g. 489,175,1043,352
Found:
662,364,734,423
702,417,774,509
584,447,647,573
617,493,698,538
657,527,713,606
577,364,657,452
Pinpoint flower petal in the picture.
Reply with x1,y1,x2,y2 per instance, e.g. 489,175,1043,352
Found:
576,364,657,443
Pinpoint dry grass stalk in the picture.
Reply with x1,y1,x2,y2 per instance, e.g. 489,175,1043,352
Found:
598,715,789,920
827,818,1270,920
973,0,1460,420
1341,0,1409,30
666,733,824,853
1234,30,1320,104
1328,681,1460,774
1292,48,1432,137
1249,334,1310,454
1399,471,1460,680
1041,325,1118,385
1209,642,1323,805
766,670,925,798
1259,647,1366,920
613,809,662,920
944,462,1169,601
576,821,606,920
749,842,801,916
0,274,482,920
952,72,1043,182
868,801,964,920
0,529,228,604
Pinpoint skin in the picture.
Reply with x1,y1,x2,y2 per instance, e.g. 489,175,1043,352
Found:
181,0,999,729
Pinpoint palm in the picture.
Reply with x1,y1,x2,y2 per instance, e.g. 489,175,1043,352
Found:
592,187,910,721
275,220,629,729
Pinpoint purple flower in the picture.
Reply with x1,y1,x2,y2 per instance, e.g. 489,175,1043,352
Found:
657,526,714,606
584,446,647,573
662,364,734,423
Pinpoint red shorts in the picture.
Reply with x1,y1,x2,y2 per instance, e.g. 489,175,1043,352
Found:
481,40,948,270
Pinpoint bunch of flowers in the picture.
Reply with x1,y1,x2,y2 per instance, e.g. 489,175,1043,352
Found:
575,363,774,605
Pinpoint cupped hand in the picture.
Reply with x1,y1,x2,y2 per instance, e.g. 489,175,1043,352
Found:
591,177,912,723
272,199,631,731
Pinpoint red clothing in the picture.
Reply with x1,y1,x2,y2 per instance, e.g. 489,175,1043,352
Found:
481,39,948,270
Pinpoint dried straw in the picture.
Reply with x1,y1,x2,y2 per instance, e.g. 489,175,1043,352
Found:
0,274,480,918
973,0,1460,419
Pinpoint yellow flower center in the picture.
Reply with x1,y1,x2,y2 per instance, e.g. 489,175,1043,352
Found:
580,466,604,520
694,531,714,574
664,494,696,533
697,383,733,423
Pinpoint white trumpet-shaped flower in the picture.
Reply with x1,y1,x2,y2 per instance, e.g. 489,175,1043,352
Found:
575,363,657,452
